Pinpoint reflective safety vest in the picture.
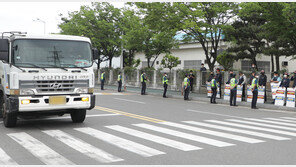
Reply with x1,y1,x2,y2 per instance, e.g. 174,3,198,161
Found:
101,73,105,80
184,77,189,86
141,74,146,83
211,79,217,88
118,75,122,81
163,76,168,84
252,78,259,90
230,78,236,87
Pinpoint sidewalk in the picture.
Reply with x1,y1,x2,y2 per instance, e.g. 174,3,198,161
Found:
96,84,296,112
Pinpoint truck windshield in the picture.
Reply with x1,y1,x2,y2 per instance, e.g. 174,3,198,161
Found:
12,39,92,68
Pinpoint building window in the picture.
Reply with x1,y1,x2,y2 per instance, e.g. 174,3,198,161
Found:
241,60,270,72
156,61,159,65
184,60,201,69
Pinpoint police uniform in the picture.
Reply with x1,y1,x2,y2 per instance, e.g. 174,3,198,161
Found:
163,75,168,98
211,78,218,103
230,77,237,106
184,77,190,100
141,73,147,95
101,72,105,90
251,78,259,109
118,74,122,92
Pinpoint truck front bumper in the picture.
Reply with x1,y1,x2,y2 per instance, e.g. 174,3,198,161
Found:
17,94,95,112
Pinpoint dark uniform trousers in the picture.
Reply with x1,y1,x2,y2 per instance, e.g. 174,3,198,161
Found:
211,88,217,103
252,90,258,108
118,81,122,92
184,86,190,100
141,82,146,95
242,84,246,101
101,80,105,90
230,89,237,106
163,83,168,97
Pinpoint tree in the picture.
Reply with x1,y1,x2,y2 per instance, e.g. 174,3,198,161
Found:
137,2,238,71
224,2,266,70
216,51,234,71
161,54,181,72
59,2,122,69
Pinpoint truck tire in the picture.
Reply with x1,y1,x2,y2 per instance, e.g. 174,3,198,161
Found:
3,101,17,127
70,109,86,123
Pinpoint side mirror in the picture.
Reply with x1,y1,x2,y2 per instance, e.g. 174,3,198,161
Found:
0,39,9,62
92,48,100,60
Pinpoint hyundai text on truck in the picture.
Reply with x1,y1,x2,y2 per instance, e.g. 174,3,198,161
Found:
0,32,99,127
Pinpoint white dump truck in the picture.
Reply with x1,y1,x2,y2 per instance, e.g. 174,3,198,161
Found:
0,32,98,127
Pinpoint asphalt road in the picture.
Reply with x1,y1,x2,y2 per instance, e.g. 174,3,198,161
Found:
1,90,296,165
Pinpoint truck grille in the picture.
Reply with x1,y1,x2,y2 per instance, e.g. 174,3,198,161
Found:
19,80,89,93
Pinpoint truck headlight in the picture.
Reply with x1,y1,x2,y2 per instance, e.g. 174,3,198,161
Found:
75,88,88,94
20,89,35,95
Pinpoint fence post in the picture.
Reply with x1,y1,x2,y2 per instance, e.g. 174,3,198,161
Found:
153,70,157,88
136,70,140,87
109,69,113,85
173,70,177,90
196,70,201,93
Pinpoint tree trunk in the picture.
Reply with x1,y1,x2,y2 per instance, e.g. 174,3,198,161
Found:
275,55,280,72
147,57,151,68
109,58,113,68
270,54,274,73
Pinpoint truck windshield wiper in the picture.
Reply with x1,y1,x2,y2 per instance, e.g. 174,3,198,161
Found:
16,63,47,71
42,64,68,71
11,64,26,72
60,63,87,71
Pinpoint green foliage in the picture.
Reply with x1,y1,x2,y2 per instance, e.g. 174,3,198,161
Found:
59,2,122,68
216,51,234,71
161,54,181,71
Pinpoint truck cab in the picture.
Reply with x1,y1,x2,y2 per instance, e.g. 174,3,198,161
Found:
0,32,99,127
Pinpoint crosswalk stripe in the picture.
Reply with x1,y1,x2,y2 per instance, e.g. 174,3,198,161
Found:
106,125,201,151
280,117,296,120
133,123,234,147
159,122,264,144
206,120,296,137
75,127,165,157
244,118,296,127
43,130,123,163
266,118,296,123
183,121,289,141
0,148,18,165
7,132,74,165
228,119,296,132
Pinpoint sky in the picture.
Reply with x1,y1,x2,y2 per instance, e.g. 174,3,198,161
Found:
0,2,124,68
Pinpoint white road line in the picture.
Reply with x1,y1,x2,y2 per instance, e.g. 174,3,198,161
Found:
43,130,123,163
160,122,264,144
187,109,245,119
0,148,18,165
206,120,296,137
244,118,296,127
228,119,296,132
75,127,165,157
106,125,201,151
266,118,296,123
94,93,124,95
7,132,74,165
114,98,146,104
183,121,289,141
281,117,296,120
133,123,234,147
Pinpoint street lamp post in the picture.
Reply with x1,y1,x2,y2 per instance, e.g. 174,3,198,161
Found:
33,18,46,34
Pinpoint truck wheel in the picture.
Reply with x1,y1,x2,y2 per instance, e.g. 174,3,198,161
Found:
70,109,86,123
3,101,17,128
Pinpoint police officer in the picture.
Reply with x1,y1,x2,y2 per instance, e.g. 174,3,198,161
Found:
230,73,238,106
251,74,259,109
211,75,218,104
238,71,247,101
118,72,122,92
215,68,223,98
290,71,296,88
248,71,256,86
163,73,168,98
189,70,195,92
101,71,105,90
183,74,190,100
226,70,234,84
259,70,267,102
141,72,147,95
